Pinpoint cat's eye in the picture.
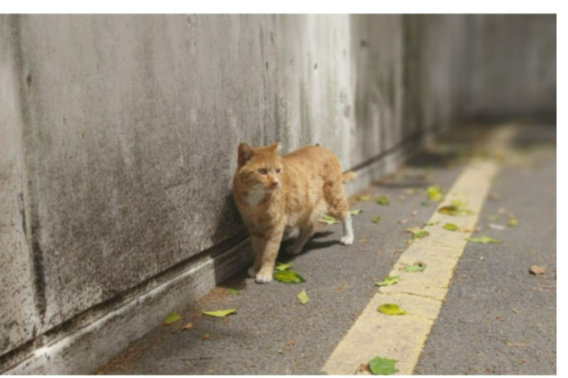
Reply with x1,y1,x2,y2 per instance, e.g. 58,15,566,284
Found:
276,169,281,174
258,168,268,175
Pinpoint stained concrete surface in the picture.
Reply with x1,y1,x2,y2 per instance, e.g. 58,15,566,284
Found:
97,123,556,375
414,125,556,374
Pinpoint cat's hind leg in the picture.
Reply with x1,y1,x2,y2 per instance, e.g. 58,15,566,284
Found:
286,224,314,255
324,180,354,245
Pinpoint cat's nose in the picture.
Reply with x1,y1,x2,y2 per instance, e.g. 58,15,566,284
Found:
269,178,280,187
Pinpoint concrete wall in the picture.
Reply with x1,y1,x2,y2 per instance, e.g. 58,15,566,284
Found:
466,14,556,118
0,14,556,373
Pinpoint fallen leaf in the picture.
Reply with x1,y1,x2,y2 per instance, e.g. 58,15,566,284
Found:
404,189,415,195
420,201,431,207
360,363,368,373
274,261,292,271
377,304,407,315
163,312,182,325
182,322,193,330
375,275,400,287
372,216,381,223
504,341,527,348
438,205,473,216
424,221,439,226
403,262,427,272
202,308,237,317
357,195,371,201
202,333,210,340
398,219,408,224
297,290,309,304
376,196,390,205
405,226,421,234
406,227,429,240
427,186,443,202
350,209,363,215
529,265,546,275
508,218,518,227
274,270,306,284
320,214,339,225
412,230,429,240
443,223,459,231
227,288,240,295
368,356,398,375
489,223,506,231
466,236,500,244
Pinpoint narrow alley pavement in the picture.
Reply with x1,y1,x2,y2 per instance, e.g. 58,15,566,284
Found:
96,121,556,375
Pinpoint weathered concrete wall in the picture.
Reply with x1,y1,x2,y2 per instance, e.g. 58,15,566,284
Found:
0,14,556,373
466,14,556,117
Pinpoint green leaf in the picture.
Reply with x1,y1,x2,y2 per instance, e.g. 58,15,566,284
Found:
202,308,237,317
297,289,309,304
320,214,339,225
375,276,400,287
377,304,407,315
376,196,390,205
403,262,427,272
427,186,443,202
424,220,439,226
274,261,292,271
421,201,431,207
466,236,501,244
508,218,518,227
438,205,473,216
368,356,398,375
372,216,381,223
163,312,182,325
350,209,363,215
357,195,371,201
412,230,430,240
443,223,459,231
274,270,306,284
227,288,240,295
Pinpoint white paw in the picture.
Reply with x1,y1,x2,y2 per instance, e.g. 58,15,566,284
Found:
255,270,273,284
247,267,256,277
340,235,354,245
286,245,302,255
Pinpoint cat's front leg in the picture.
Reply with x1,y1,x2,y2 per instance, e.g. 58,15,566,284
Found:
250,227,284,283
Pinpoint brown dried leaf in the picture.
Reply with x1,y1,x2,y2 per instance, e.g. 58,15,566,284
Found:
182,322,193,330
202,333,210,340
530,265,546,275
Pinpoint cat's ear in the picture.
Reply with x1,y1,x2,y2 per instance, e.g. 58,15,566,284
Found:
238,143,255,166
267,142,282,154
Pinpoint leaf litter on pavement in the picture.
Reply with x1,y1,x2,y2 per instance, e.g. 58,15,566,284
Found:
443,223,459,231
320,214,339,225
163,312,182,325
274,269,306,284
368,356,398,375
427,186,443,202
202,308,237,317
378,304,407,315
466,236,500,244
376,196,390,205
375,275,400,287
297,290,309,304
403,261,427,272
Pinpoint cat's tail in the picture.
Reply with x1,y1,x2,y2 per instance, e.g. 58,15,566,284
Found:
342,171,356,183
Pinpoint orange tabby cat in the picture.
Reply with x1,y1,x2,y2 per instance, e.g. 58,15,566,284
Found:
232,142,354,283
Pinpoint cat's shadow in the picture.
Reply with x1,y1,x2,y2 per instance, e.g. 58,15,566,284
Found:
277,230,339,263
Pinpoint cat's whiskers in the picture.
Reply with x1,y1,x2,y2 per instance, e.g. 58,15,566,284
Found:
247,185,267,206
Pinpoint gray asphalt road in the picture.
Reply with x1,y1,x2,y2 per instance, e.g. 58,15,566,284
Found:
96,123,556,375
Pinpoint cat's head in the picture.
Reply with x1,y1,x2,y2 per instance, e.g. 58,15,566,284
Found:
236,142,283,192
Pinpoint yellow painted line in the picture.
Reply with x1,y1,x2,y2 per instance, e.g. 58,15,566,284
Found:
322,125,518,375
